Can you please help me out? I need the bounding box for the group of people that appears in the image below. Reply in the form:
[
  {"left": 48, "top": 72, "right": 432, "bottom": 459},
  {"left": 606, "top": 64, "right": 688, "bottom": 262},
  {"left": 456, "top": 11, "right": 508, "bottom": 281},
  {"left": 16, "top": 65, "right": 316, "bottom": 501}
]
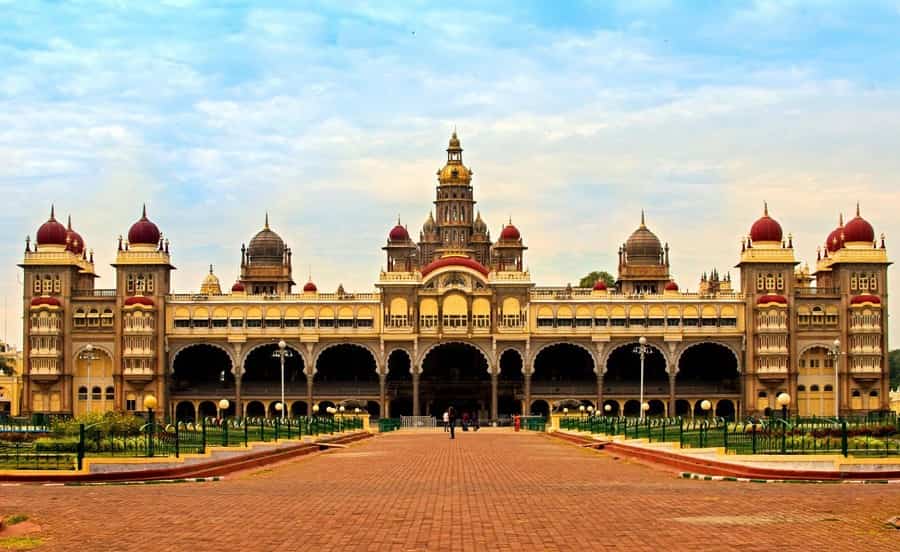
[{"left": 441, "top": 407, "right": 480, "bottom": 439}]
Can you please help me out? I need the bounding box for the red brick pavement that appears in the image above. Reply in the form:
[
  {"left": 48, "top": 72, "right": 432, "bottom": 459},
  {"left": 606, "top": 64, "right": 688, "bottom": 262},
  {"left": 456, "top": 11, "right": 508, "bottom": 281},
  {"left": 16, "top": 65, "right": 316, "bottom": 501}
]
[{"left": 3, "top": 431, "right": 899, "bottom": 551}]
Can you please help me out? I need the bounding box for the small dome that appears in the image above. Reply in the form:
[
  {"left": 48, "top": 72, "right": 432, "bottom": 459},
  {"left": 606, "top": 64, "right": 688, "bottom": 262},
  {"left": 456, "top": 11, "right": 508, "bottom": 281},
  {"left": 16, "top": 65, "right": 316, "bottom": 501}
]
[
  {"left": 826, "top": 213, "right": 844, "bottom": 252},
  {"left": 473, "top": 211, "right": 487, "bottom": 234},
  {"left": 30, "top": 296, "right": 61, "bottom": 307},
  {"left": 128, "top": 205, "right": 161, "bottom": 245},
  {"left": 843, "top": 204, "right": 875, "bottom": 244},
  {"left": 664, "top": 281, "right": 679, "bottom": 291},
  {"left": 36, "top": 206, "right": 68, "bottom": 246},
  {"left": 499, "top": 221, "right": 520, "bottom": 241},
  {"left": 624, "top": 212, "right": 662, "bottom": 264},
  {"left": 422, "top": 212, "right": 436, "bottom": 234},
  {"left": 749, "top": 203, "right": 783, "bottom": 243},
  {"left": 757, "top": 294, "right": 788, "bottom": 305},
  {"left": 231, "top": 281, "right": 245, "bottom": 293},
  {"left": 592, "top": 280, "right": 608, "bottom": 291},
  {"left": 850, "top": 294, "right": 880, "bottom": 305},
  {"left": 248, "top": 214, "right": 285, "bottom": 264},
  {"left": 389, "top": 220, "right": 410, "bottom": 242},
  {"left": 65, "top": 215, "right": 85, "bottom": 254},
  {"left": 124, "top": 295, "right": 155, "bottom": 307},
  {"left": 303, "top": 280, "right": 318, "bottom": 292},
  {"left": 200, "top": 265, "right": 222, "bottom": 295}
]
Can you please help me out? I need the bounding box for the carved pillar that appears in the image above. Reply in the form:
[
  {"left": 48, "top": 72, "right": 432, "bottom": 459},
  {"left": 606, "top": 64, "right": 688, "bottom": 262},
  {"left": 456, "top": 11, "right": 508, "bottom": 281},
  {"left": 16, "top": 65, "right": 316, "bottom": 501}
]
[
  {"left": 596, "top": 373, "right": 604, "bottom": 412},
  {"left": 490, "top": 372, "right": 499, "bottom": 422},
  {"left": 306, "top": 373, "right": 314, "bottom": 413},
  {"left": 379, "top": 373, "right": 386, "bottom": 418},
  {"left": 668, "top": 373, "right": 676, "bottom": 416},
  {"left": 412, "top": 367, "right": 421, "bottom": 416},
  {"left": 523, "top": 371, "right": 532, "bottom": 415},
  {"left": 234, "top": 366, "right": 243, "bottom": 417}
]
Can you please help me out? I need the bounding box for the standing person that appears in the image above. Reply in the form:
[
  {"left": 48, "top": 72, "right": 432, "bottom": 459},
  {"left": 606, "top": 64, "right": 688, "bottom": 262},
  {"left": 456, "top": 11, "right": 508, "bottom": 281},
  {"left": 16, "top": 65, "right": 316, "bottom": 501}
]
[
  {"left": 448, "top": 406, "right": 456, "bottom": 439},
  {"left": 442, "top": 410, "right": 450, "bottom": 432},
  {"left": 462, "top": 411, "right": 470, "bottom": 431}
]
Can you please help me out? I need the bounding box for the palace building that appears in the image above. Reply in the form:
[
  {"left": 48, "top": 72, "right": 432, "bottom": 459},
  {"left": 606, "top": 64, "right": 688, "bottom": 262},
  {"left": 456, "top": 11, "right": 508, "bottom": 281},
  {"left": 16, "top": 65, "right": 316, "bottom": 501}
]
[{"left": 18, "top": 133, "right": 892, "bottom": 422}]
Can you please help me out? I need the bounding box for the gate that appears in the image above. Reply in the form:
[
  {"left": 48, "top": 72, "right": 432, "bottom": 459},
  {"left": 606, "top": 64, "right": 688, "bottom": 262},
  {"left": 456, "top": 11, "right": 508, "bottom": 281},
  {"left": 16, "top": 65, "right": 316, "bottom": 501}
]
[{"left": 400, "top": 415, "right": 438, "bottom": 430}]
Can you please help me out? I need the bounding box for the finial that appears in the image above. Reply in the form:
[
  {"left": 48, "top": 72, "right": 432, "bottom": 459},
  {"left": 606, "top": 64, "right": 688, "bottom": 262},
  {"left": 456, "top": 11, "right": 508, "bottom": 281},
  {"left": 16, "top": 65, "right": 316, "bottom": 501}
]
[
  {"left": 264, "top": 212, "right": 269, "bottom": 229},
  {"left": 856, "top": 201, "right": 860, "bottom": 217},
  {"left": 67, "top": 214, "right": 72, "bottom": 230},
  {"left": 838, "top": 212, "right": 843, "bottom": 226},
  {"left": 640, "top": 210, "right": 645, "bottom": 227},
  {"left": 50, "top": 204, "right": 56, "bottom": 220},
  {"left": 763, "top": 201, "right": 768, "bottom": 217},
  {"left": 142, "top": 203, "right": 147, "bottom": 219},
  {"left": 397, "top": 214, "right": 401, "bottom": 225},
  {"left": 209, "top": 264, "right": 213, "bottom": 274}
]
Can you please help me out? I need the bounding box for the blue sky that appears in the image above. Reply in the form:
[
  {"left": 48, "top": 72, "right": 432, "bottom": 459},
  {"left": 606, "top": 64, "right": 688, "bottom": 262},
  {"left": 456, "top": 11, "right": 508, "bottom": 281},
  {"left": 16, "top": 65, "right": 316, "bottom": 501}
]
[{"left": 1, "top": 0, "right": 899, "bottom": 347}]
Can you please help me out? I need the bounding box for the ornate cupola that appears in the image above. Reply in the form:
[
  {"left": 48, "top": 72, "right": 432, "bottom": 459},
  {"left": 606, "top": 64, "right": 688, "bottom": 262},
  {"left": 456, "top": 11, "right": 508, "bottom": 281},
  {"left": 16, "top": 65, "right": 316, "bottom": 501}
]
[
  {"left": 491, "top": 218, "right": 526, "bottom": 272},
  {"left": 200, "top": 265, "right": 222, "bottom": 295},
  {"left": 384, "top": 217, "right": 417, "bottom": 272},
  {"left": 239, "top": 213, "right": 294, "bottom": 295},
  {"left": 616, "top": 211, "right": 671, "bottom": 294}
]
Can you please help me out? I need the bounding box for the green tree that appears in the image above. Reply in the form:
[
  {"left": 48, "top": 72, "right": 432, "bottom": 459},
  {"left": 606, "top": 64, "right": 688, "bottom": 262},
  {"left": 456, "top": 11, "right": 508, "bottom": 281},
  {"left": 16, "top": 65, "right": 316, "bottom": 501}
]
[
  {"left": 579, "top": 271, "right": 615, "bottom": 289},
  {"left": 890, "top": 349, "right": 900, "bottom": 389}
]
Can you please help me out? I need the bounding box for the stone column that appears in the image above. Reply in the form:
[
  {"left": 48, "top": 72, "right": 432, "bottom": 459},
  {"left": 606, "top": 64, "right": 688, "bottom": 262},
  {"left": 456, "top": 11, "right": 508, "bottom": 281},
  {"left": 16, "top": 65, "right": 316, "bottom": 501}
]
[
  {"left": 234, "top": 365, "right": 243, "bottom": 417},
  {"left": 596, "top": 373, "right": 604, "bottom": 412},
  {"left": 412, "top": 368, "right": 421, "bottom": 416},
  {"left": 668, "top": 373, "right": 676, "bottom": 416},
  {"left": 306, "top": 373, "right": 314, "bottom": 413},
  {"left": 490, "top": 372, "right": 499, "bottom": 422},
  {"left": 379, "top": 374, "right": 387, "bottom": 418},
  {"left": 523, "top": 372, "right": 532, "bottom": 415}
]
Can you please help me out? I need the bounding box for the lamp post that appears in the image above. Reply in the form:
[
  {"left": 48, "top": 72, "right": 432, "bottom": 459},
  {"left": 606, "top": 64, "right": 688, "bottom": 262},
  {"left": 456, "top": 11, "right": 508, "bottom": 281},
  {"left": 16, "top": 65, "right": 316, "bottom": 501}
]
[
  {"left": 218, "top": 398, "right": 230, "bottom": 420},
  {"left": 578, "top": 404, "right": 586, "bottom": 419},
  {"left": 79, "top": 344, "right": 98, "bottom": 413},
  {"left": 144, "top": 394, "right": 158, "bottom": 457},
  {"left": 829, "top": 338, "right": 841, "bottom": 418},
  {"left": 272, "top": 340, "right": 293, "bottom": 421},
  {"left": 633, "top": 337, "right": 653, "bottom": 420},
  {"left": 275, "top": 402, "right": 283, "bottom": 418},
  {"left": 587, "top": 405, "right": 594, "bottom": 416},
  {"left": 700, "top": 399, "right": 711, "bottom": 420},
  {"left": 603, "top": 404, "right": 612, "bottom": 416},
  {"left": 776, "top": 392, "right": 791, "bottom": 420},
  {"left": 641, "top": 402, "right": 650, "bottom": 417}
]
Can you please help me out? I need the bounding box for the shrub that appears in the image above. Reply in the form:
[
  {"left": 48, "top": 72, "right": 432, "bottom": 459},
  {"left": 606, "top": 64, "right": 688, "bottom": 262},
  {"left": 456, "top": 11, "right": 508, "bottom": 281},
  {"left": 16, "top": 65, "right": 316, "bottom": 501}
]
[
  {"left": 0, "top": 432, "right": 38, "bottom": 443},
  {"left": 33, "top": 437, "right": 80, "bottom": 452}
]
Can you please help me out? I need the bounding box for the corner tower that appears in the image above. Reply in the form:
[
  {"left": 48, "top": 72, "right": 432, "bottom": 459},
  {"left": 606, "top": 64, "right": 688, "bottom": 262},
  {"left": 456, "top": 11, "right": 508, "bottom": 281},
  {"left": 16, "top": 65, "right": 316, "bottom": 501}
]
[{"left": 239, "top": 214, "right": 294, "bottom": 294}]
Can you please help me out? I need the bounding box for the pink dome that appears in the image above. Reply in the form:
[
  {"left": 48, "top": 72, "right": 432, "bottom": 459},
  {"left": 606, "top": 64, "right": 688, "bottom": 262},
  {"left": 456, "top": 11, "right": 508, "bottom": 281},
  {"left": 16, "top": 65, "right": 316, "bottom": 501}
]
[
  {"left": 30, "top": 296, "right": 61, "bottom": 307},
  {"left": 850, "top": 294, "right": 880, "bottom": 305},
  {"left": 749, "top": 203, "right": 783, "bottom": 243},
  {"left": 500, "top": 223, "right": 521, "bottom": 241},
  {"left": 303, "top": 280, "right": 318, "bottom": 292},
  {"left": 843, "top": 205, "right": 875, "bottom": 244},
  {"left": 128, "top": 205, "right": 161, "bottom": 245},
  {"left": 36, "top": 207, "right": 67, "bottom": 246},
  {"left": 124, "top": 295, "right": 155, "bottom": 307},
  {"left": 421, "top": 256, "right": 490, "bottom": 277},
  {"left": 757, "top": 294, "right": 788, "bottom": 305},
  {"left": 388, "top": 223, "right": 409, "bottom": 242},
  {"left": 65, "top": 216, "right": 85, "bottom": 254}
]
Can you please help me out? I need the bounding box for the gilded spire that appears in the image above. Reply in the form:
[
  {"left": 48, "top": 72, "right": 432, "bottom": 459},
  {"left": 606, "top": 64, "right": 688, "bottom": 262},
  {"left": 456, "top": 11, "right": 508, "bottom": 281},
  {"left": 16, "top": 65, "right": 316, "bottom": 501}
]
[
  {"left": 856, "top": 201, "right": 860, "bottom": 217},
  {"left": 839, "top": 212, "right": 843, "bottom": 226},
  {"left": 763, "top": 201, "right": 768, "bottom": 217},
  {"left": 67, "top": 214, "right": 72, "bottom": 230},
  {"left": 50, "top": 204, "right": 56, "bottom": 220},
  {"left": 640, "top": 210, "right": 646, "bottom": 227},
  {"left": 209, "top": 264, "right": 214, "bottom": 274},
  {"left": 142, "top": 203, "right": 147, "bottom": 219},
  {"left": 264, "top": 212, "right": 269, "bottom": 230}
]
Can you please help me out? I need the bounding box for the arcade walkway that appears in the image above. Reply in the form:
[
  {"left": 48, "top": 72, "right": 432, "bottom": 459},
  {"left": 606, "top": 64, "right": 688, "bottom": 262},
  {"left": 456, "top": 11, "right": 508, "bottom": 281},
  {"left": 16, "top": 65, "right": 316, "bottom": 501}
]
[{"left": 4, "top": 432, "right": 899, "bottom": 550}]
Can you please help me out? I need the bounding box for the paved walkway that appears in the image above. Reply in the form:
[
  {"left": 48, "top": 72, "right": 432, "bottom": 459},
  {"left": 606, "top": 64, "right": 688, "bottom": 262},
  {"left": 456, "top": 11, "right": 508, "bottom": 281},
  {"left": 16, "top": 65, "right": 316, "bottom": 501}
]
[{"left": 4, "top": 431, "right": 900, "bottom": 550}]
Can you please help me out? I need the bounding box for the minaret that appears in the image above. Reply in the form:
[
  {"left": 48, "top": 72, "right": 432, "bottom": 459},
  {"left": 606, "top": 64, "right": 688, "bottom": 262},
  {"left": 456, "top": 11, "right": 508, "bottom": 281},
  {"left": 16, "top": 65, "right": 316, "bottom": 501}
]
[{"left": 431, "top": 131, "right": 478, "bottom": 257}]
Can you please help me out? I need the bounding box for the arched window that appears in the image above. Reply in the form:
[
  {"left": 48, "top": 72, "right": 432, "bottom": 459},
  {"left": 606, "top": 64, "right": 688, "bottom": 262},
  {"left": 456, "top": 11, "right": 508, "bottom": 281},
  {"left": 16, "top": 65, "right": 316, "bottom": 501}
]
[
  {"left": 810, "top": 385, "right": 819, "bottom": 392},
  {"left": 824, "top": 385, "right": 833, "bottom": 392},
  {"left": 765, "top": 273, "right": 775, "bottom": 290},
  {"left": 851, "top": 389, "right": 861, "bottom": 397},
  {"left": 758, "top": 391, "right": 768, "bottom": 398},
  {"left": 91, "top": 386, "right": 102, "bottom": 400},
  {"left": 105, "top": 386, "right": 115, "bottom": 400},
  {"left": 78, "top": 386, "right": 88, "bottom": 400},
  {"left": 869, "top": 390, "right": 879, "bottom": 397},
  {"left": 797, "top": 385, "right": 806, "bottom": 392}
]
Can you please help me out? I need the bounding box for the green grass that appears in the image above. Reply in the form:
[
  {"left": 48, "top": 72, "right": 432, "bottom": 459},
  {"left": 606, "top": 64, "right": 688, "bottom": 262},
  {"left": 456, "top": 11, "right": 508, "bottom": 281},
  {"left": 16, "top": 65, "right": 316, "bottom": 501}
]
[
  {"left": 0, "top": 536, "right": 43, "bottom": 550},
  {"left": 2, "top": 515, "right": 27, "bottom": 526}
]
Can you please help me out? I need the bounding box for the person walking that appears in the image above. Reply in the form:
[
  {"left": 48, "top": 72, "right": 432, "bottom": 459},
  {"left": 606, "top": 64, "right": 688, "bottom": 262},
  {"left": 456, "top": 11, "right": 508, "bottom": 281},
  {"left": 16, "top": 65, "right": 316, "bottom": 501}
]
[
  {"left": 442, "top": 410, "right": 450, "bottom": 432},
  {"left": 448, "top": 406, "right": 457, "bottom": 439}
]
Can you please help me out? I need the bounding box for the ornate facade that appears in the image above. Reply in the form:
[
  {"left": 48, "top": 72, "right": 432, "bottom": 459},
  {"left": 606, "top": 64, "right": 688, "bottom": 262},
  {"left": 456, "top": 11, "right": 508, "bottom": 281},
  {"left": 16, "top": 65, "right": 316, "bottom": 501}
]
[{"left": 18, "top": 133, "right": 892, "bottom": 421}]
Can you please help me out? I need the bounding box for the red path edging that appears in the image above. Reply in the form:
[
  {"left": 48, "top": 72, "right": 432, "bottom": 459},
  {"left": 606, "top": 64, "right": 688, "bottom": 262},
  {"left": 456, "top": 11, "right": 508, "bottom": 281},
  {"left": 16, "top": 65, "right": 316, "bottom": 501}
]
[
  {"left": 547, "top": 432, "right": 900, "bottom": 481},
  {"left": 0, "top": 432, "right": 372, "bottom": 483}
]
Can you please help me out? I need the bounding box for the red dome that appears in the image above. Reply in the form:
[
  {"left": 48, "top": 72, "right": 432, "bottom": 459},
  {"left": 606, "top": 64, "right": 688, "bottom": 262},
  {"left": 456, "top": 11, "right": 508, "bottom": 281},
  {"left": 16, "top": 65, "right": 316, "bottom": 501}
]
[
  {"left": 30, "top": 296, "right": 61, "bottom": 307},
  {"left": 500, "top": 223, "right": 521, "bottom": 241},
  {"left": 749, "top": 204, "right": 783, "bottom": 243},
  {"left": 664, "top": 281, "right": 679, "bottom": 291},
  {"left": 826, "top": 227, "right": 844, "bottom": 252},
  {"left": 128, "top": 205, "right": 161, "bottom": 245},
  {"left": 421, "top": 256, "right": 490, "bottom": 277},
  {"left": 388, "top": 224, "right": 409, "bottom": 242},
  {"left": 65, "top": 216, "right": 85, "bottom": 254},
  {"left": 843, "top": 206, "right": 875, "bottom": 244},
  {"left": 36, "top": 207, "right": 67, "bottom": 246},
  {"left": 303, "top": 280, "right": 317, "bottom": 292},
  {"left": 124, "top": 295, "right": 154, "bottom": 307},
  {"left": 757, "top": 294, "right": 788, "bottom": 305},
  {"left": 592, "top": 280, "right": 608, "bottom": 291},
  {"left": 850, "top": 294, "right": 880, "bottom": 305},
  {"left": 231, "top": 281, "right": 245, "bottom": 292}
]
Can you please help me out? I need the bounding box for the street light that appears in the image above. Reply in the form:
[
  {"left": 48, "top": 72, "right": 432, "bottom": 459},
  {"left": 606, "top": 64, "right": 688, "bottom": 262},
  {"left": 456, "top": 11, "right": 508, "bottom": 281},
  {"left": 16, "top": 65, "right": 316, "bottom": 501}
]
[
  {"left": 633, "top": 337, "right": 653, "bottom": 420},
  {"left": 829, "top": 338, "right": 842, "bottom": 418},
  {"left": 641, "top": 402, "right": 650, "bottom": 416},
  {"left": 776, "top": 392, "right": 791, "bottom": 420},
  {"left": 587, "top": 405, "right": 594, "bottom": 416},
  {"left": 312, "top": 404, "right": 320, "bottom": 415},
  {"left": 218, "top": 398, "right": 230, "bottom": 419},
  {"left": 578, "top": 404, "right": 586, "bottom": 419},
  {"left": 275, "top": 402, "right": 283, "bottom": 419},
  {"left": 78, "top": 344, "right": 98, "bottom": 413},
  {"left": 271, "top": 340, "right": 293, "bottom": 420},
  {"left": 700, "top": 399, "right": 711, "bottom": 420},
  {"left": 603, "top": 404, "right": 612, "bottom": 415},
  {"left": 144, "top": 394, "right": 158, "bottom": 457}
]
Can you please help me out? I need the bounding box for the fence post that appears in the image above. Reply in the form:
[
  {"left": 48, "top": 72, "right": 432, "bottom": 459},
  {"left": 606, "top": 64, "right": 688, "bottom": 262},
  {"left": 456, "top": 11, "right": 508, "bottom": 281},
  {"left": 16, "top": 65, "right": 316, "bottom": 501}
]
[
  {"left": 781, "top": 421, "right": 787, "bottom": 454},
  {"left": 646, "top": 417, "right": 651, "bottom": 443},
  {"left": 841, "top": 420, "right": 848, "bottom": 457},
  {"left": 723, "top": 421, "right": 728, "bottom": 451},
  {"left": 679, "top": 419, "right": 684, "bottom": 448},
  {"left": 175, "top": 422, "right": 180, "bottom": 458},
  {"left": 244, "top": 420, "right": 248, "bottom": 447},
  {"left": 77, "top": 423, "right": 85, "bottom": 470},
  {"left": 275, "top": 417, "right": 280, "bottom": 442},
  {"left": 751, "top": 423, "right": 757, "bottom": 454},
  {"left": 223, "top": 418, "right": 229, "bottom": 447},
  {"left": 201, "top": 418, "right": 207, "bottom": 454}
]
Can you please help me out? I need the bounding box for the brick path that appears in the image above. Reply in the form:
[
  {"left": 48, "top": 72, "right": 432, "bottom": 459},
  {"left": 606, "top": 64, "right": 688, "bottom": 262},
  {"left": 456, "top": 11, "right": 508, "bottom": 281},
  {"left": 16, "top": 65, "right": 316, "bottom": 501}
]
[{"left": 4, "top": 431, "right": 900, "bottom": 551}]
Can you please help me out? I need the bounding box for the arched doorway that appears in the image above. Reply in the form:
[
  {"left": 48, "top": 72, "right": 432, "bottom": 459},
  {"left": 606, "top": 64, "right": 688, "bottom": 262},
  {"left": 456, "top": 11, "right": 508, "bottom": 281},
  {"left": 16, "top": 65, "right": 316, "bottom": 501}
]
[
  {"left": 531, "top": 343, "right": 596, "bottom": 400},
  {"left": 797, "top": 346, "right": 835, "bottom": 416},
  {"left": 171, "top": 344, "right": 234, "bottom": 395},
  {"left": 715, "top": 399, "right": 736, "bottom": 420},
  {"left": 198, "top": 400, "right": 218, "bottom": 419},
  {"left": 421, "top": 342, "right": 490, "bottom": 419},
  {"left": 498, "top": 349, "right": 524, "bottom": 418},
  {"left": 623, "top": 399, "right": 641, "bottom": 417},
  {"left": 175, "top": 401, "right": 195, "bottom": 422},
  {"left": 74, "top": 347, "right": 114, "bottom": 415},
  {"left": 676, "top": 343, "right": 740, "bottom": 396},
  {"left": 648, "top": 399, "right": 666, "bottom": 417},
  {"left": 314, "top": 344, "right": 379, "bottom": 400},
  {"left": 675, "top": 399, "right": 692, "bottom": 417},
  {"left": 386, "top": 349, "right": 412, "bottom": 417},
  {"left": 365, "top": 400, "right": 381, "bottom": 418},
  {"left": 530, "top": 400, "right": 550, "bottom": 417},
  {"left": 245, "top": 401, "right": 265, "bottom": 418},
  {"left": 291, "top": 401, "right": 308, "bottom": 417},
  {"left": 242, "top": 343, "right": 305, "bottom": 396},
  {"left": 604, "top": 342, "right": 668, "bottom": 401},
  {"left": 602, "top": 400, "right": 620, "bottom": 416}
]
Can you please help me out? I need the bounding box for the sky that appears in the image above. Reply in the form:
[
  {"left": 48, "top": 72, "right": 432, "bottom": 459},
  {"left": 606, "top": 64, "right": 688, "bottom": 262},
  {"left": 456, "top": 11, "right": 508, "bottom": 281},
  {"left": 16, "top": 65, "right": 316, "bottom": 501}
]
[{"left": 1, "top": 0, "right": 899, "bottom": 347}]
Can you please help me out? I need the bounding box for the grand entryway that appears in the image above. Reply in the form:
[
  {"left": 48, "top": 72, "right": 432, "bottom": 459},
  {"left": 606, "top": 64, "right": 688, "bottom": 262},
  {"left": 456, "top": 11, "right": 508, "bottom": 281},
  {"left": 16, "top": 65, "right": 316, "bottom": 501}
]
[{"left": 421, "top": 342, "right": 490, "bottom": 419}]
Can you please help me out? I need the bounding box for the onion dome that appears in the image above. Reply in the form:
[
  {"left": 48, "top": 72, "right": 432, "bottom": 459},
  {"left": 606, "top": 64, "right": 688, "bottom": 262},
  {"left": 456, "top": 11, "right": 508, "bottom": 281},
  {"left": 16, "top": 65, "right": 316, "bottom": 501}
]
[
  {"left": 756, "top": 294, "right": 788, "bottom": 305},
  {"left": 473, "top": 211, "right": 487, "bottom": 234},
  {"left": 664, "top": 281, "right": 679, "bottom": 291},
  {"left": 65, "top": 215, "right": 85, "bottom": 254},
  {"left": 124, "top": 295, "right": 155, "bottom": 307},
  {"left": 36, "top": 206, "right": 68, "bottom": 246},
  {"left": 421, "top": 256, "right": 490, "bottom": 277},
  {"left": 422, "top": 212, "right": 436, "bottom": 234},
  {"left": 437, "top": 130, "right": 472, "bottom": 183},
  {"left": 30, "top": 296, "right": 62, "bottom": 307},
  {"left": 499, "top": 219, "right": 521, "bottom": 241},
  {"left": 303, "top": 280, "right": 318, "bottom": 292},
  {"left": 388, "top": 218, "right": 410, "bottom": 242},
  {"left": 749, "top": 202, "right": 783, "bottom": 243},
  {"left": 843, "top": 203, "right": 875, "bottom": 244},
  {"left": 592, "top": 280, "right": 608, "bottom": 291},
  {"left": 128, "top": 204, "right": 161, "bottom": 245},
  {"left": 850, "top": 294, "right": 881, "bottom": 306},
  {"left": 231, "top": 281, "right": 245, "bottom": 293},
  {"left": 826, "top": 213, "right": 844, "bottom": 252},
  {"left": 200, "top": 265, "right": 222, "bottom": 295},
  {"left": 247, "top": 213, "right": 285, "bottom": 264},
  {"left": 624, "top": 211, "right": 663, "bottom": 264}
]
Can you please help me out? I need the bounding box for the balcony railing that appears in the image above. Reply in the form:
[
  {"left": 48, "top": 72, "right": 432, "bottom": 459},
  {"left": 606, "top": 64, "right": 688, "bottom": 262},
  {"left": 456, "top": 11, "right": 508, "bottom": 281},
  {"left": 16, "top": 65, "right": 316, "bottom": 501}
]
[
  {"left": 72, "top": 289, "right": 117, "bottom": 297},
  {"left": 795, "top": 287, "right": 840, "bottom": 296}
]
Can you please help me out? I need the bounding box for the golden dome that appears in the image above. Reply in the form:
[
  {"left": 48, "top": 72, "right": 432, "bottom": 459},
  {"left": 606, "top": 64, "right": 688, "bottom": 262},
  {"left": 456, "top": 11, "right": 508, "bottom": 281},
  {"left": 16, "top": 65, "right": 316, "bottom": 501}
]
[
  {"left": 437, "top": 130, "right": 472, "bottom": 184},
  {"left": 200, "top": 265, "right": 222, "bottom": 295},
  {"left": 624, "top": 212, "right": 663, "bottom": 265}
]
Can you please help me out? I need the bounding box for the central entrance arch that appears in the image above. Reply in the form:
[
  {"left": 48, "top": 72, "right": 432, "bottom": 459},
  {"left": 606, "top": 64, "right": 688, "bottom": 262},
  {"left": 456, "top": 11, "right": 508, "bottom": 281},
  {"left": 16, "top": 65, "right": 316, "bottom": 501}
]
[{"left": 421, "top": 342, "right": 490, "bottom": 419}]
